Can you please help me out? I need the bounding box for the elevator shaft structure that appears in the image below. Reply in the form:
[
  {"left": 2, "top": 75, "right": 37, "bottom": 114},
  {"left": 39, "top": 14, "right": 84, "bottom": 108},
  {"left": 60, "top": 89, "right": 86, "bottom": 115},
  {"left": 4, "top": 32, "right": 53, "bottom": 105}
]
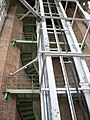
[{"left": 37, "top": 0, "right": 90, "bottom": 120}]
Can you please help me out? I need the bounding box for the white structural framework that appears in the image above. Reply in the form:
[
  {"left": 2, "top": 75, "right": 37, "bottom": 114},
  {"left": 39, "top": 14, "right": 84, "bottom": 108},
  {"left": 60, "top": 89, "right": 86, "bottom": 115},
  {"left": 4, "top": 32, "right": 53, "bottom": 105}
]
[
  {"left": 37, "top": 0, "right": 90, "bottom": 120},
  {"left": 5, "top": 0, "right": 90, "bottom": 119}
]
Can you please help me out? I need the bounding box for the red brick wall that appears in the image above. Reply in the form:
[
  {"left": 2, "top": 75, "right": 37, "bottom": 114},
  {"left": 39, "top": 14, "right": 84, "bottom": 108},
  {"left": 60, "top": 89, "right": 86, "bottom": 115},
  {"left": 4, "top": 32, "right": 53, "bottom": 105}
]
[
  {"left": 74, "top": 20, "right": 90, "bottom": 69},
  {"left": 15, "top": 106, "right": 22, "bottom": 120},
  {"left": 0, "top": 4, "right": 22, "bottom": 120},
  {"left": 59, "top": 99, "right": 84, "bottom": 120}
]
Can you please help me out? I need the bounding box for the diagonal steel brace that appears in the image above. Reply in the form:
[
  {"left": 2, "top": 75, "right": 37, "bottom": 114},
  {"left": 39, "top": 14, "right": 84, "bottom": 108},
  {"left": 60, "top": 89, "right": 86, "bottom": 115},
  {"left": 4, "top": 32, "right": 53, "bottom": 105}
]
[{"left": 19, "top": 0, "right": 43, "bottom": 22}]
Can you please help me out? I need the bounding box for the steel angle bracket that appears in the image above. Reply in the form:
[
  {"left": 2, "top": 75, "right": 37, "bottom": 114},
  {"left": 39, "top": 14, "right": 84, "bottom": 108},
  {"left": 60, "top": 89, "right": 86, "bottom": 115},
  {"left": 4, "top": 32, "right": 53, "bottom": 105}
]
[
  {"left": 11, "top": 40, "right": 17, "bottom": 47},
  {"left": 1, "top": 92, "right": 10, "bottom": 101}
]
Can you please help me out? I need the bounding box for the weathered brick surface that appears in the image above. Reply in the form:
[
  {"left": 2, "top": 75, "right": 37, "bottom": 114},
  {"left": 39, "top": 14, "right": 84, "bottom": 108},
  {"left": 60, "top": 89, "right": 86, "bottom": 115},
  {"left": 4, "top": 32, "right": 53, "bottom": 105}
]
[
  {"left": 15, "top": 106, "right": 22, "bottom": 120},
  {"left": 59, "top": 100, "right": 84, "bottom": 120},
  {"left": 0, "top": 95, "right": 16, "bottom": 120},
  {"left": 0, "top": 4, "right": 22, "bottom": 120},
  {"left": 59, "top": 100, "right": 71, "bottom": 120},
  {"left": 74, "top": 20, "right": 90, "bottom": 69}
]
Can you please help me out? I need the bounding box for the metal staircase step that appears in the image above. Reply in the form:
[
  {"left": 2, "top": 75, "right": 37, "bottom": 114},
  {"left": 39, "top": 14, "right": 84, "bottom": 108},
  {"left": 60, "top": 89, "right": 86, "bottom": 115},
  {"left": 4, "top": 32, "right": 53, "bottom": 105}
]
[
  {"left": 28, "top": 66, "right": 35, "bottom": 71},
  {"left": 25, "top": 119, "right": 35, "bottom": 120},
  {"left": 22, "top": 57, "right": 32, "bottom": 62},
  {"left": 17, "top": 97, "right": 37, "bottom": 120},
  {"left": 21, "top": 53, "right": 32, "bottom": 57},
  {"left": 18, "top": 94, "right": 39, "bottom": 98},
  {"left": 24, "top": 115, "right": 35, "bottom": 120},
  {"left": 28, "top": 70, "right": 37, "bottom": 75},
  {"left": 22, "top": 56, "right": 32, "bottom": 61},
  {"left": 20, "top": 106, "right": 33, "bottom": 111},
  {"left": 22, "top": 111, "right": 34, "bottom": 116},
  {"left": 21, "top": 49, "right": 39, "bottom": 83},
  {"left": 18, "top": 98, "right": 39, "bottom": 102},
  {"left": 17, "top": 95, "right": 40, "bottom": 102},
  {"left": 19, "top": 102, "right": 32, "bottom": 106}
]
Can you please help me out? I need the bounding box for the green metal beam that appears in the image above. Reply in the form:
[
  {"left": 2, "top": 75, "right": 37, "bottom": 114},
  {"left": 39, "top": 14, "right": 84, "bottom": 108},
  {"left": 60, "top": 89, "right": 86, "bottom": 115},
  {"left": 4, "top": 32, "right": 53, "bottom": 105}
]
[
  {"left": 2, "top": 89, "right": 39, "bottom": 101},
  {"left": 5, "top": 89, "right": 39, "bottom": 93},
  {"left": 12, "top": 40, "right": 37, "bottom": 44},
  {"left": 11, "top": 40, "right": 85, "bottom": 48},
  {"left": 12, "top": 40, "right": 83, "bottom": 45},
  {"left": 12, "top": 40, "right": 66, "bottom": 45}
]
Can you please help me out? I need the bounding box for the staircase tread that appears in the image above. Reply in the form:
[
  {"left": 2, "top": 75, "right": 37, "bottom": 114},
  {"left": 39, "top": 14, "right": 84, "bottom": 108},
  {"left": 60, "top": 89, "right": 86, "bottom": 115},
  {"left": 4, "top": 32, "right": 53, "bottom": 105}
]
[
  {"left": 24, "top": 115, "right": 35, "bottom": 120},
  {"left": 18, "top": 99, "right": 39, "bottom": 102},
  {"left": 19, "top": 102, "right": 32, "bottom": 105},
  {"left": 22, "top": 111, "right": 34, "bottom": 116},
  {"left": 20, "top": 106, "right": 33, "bottom": 111},
  {"left": 19, "top": 104, "right": 32, "bottom": 107},
  {"left": 27, "top": 68, "right": 36, "bottom": 73}
]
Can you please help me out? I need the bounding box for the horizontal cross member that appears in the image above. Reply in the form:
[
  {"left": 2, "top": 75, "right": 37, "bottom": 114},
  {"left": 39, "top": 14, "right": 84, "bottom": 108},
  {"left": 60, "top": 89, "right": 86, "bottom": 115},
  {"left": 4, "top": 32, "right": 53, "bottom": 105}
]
[{"left": 39, "top": 51, "right": 90, "bottom": 57}]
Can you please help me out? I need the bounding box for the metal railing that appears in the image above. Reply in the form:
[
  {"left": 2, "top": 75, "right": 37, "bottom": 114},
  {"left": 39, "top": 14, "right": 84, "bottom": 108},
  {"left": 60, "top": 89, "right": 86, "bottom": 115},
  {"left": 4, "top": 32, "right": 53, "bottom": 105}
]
[
  {"left": 5, "top": 74, "right": 79, "bottom": 90},
  {"left": 5, "top": 74, "right": 39, "bottom": 90}
]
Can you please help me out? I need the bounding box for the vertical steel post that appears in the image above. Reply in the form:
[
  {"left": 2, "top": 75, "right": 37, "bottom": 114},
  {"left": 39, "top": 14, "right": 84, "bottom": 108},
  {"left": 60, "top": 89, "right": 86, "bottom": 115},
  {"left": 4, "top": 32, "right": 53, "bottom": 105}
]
[
  {"left": 38, "top": 0, "right": 61, "bottom": 119},
  {"left": 47, "top": 0, "right": 77, "bottom": 119},
  {"left": 56, "top": 0, "right": 90, "bottom": 113}
]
